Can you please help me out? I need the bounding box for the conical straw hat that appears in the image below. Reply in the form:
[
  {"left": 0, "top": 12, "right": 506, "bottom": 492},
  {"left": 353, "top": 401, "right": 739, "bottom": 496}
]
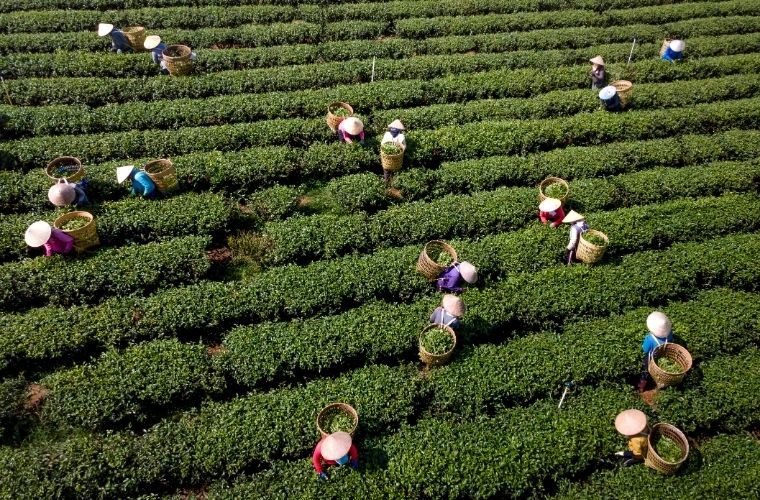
[
  {"left": 589, "top": 55, "right": 605, "bottom": 66},
  {"left": 48, "top": 182, "right": 76, "bottom": 207},
  {"left": 458, "top": 261, "right": 478, "bottom": 284},
  {"left": 562, "top": 210, "right": 584, "bottom": 224},
  {"left": 539, "top": 197, "right": 561, "bottom": 212},
  {"left": 388, "top": 119, "right": 405, "bottom": 130},
  {"left": 615, "top": 409, "right": 648, "bottom": 436},
  {"left": 670, "top": 40, "right": 685, "bottom": 52},
  {"left": 599, "top": 85, "right": 617, "bottom": 100},
  {"left": 144, "top": 35, "right": 162, "bottom": 50},
  {"left": 343, "top": 117, "right": 364, "bottom": 135},
  {"left": 117, "top": 165, "right": 135, "bottom": 184},
  {"left": 442, "top": 294, "right": 465, "bottom": 317},
  {"left": 646, "top": 311, "right": 672, "bottom": 338},
  {"left": 25, "top": 221, "right": 52, "bottom": 247},
  {"left": 321, "top": 432, "right": 352, "bottom": 461},
  {"left": 97, "top": 23, "right": 114, "bottom": 37}
]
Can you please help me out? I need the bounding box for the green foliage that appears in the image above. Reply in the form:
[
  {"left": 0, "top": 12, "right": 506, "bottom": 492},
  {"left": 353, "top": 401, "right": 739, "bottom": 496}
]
[
  {"left": 244, "top": 185, "right": 302, "bottom": 225},
  {"left": 325, "top": 172, "right": 388, "bottom": 214}
]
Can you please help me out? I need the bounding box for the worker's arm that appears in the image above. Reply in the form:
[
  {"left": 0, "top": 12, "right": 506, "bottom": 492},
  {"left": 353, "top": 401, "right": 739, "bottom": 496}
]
[{"left": 312, "top": 445, "right": 325, "bottom": 475}]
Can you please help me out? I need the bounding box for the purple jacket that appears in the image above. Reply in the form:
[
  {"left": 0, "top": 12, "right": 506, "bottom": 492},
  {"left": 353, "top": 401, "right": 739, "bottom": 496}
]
[
  {"left": 43, "top": 229, "right": 74, "bottom": 256},
  {"left": 436, "top": 264, "right": 463, "bottom": 293}
]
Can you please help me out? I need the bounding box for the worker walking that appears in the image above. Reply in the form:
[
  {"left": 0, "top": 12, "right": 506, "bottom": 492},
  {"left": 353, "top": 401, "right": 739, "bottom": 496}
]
[
  {"left": 430, "top": 294, "right": 465, "bottom": 330},
  {"left": 97, "top": 23, "right": 133, "bottom": 54},
  {"left": 599, "top": 85, "right": 621, "bottom": 112},
  {"left": 662, "top": 40, "right": 685, "bottom": 63},
  {"left": 338, "top": 117, "right": 365, "bottom": 145},
  {"left": 614, "top": 409, "right": 650, "bottom": 466},
  {"left": 24, "top": 221, "right": 74, "bottom": 257},
  {"left": 312, "top": 432, "right": 359, "bottom": 480},
  {"left": 48, "top": 178, "right": 89, "bottom": 207},
  {"left": 562, "top": 210, "right": 588, "bottom": 264},
  {"left": 588, "top": 56, "right": 606, "bottom": 89},
  {"left": 538, "top": 197, "right": 565, "bottom": 228},
  {"left": 116, "top": 165, "right": 158, "bottom": 199},
  {"left": 638, "top": 311, "right": 674, "bottom": 392},
  {"left": 144, "top": 35, "right": 169, "bottom": 75},
  {"left": 437, "top": 261, "right": 478, "bottom": 294}
]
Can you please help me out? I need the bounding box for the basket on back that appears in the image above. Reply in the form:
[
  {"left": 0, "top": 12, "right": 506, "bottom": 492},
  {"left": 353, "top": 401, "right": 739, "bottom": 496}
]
[
  {"left": 46, "top": 156, "right": 85, "bottom": 183},
  {"left": 122, "top": 26, "right": 146, "bottom": 51},
  {"left": 53, "top": 211, "right": 99, "bottom": 252},
  {"left": 162, "top": 45, "right": 193, "bottom": 76},
  {"left": 144, "top": 159, "right": 178, "bottom": 192},
  {"left": 538, "top": 176, "right": 569, "bottom": 206},
  {"left": 648, "top": 343, "right": 692, "bottom": 389},
  {"left": 326, "top": 102, "right": 353, "bottom": 132},
  {"left": 659, "top": 38, "right": 672, "bottom": 57},
  {"left": 316, "top": 402, "right": 358, "bottom": 438},
  {"left": 419, "top": 324, "right": 457, "bottom": 367},
  {"left": 576, "top": 230, "right": 608, "bottom": 264},
  {"left": 380, "top": 145, "right": 404, "bottom": 172},
  {"left": 645, "top": 423, "right": 689, "bottom": 475},
  {"left": 416, "top": 240, "right": 457, "bottom": 280},
  {"left": 611, "top": 80, "right": 633, "bottom": 109}
]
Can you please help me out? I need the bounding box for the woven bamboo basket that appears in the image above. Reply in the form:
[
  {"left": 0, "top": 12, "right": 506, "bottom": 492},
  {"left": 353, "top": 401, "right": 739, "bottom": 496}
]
[
  {"left": 538, "top": 176, "right": 570, "bottom": 205},
  {"left": 144, "top": 159, "right": 178, "bottom": 192},
  {"left": 316, "top": 402, "right": 359, "bottom": 438},
  {"left": 53, "top": 211, "right": 99, "bottom": 252},
  {"left": 645, "top": 423, "right": 689, "bottom": 475},
  {"left": 326, "top": 102, "right": 353, "bottom": 132},
  {"left": 648, "top": 343, "right": 693, "bottom": 389},
  {"left": 419, "top": 324, "right": 457, "bottom": 366},
  {"left": 380, "top": 145, "right": 404, "bottom": 172},
  {"left": 659, "top": 38, "right": 672, "bottom": 57},
  {"left": 416, "top": 240, "right": 458, "bottom": 280},
  {"left": 611, "top": 80, "right": 633, "bottom": 109},
  {"left": 46, "top": 156, "right": 85, "bottom": 183},
  {"left": 162, "top": 45, "right": 193, "bottom": 76},
  {"left": 122, "top": 26, "right": 146, "bottom": 51},
  {"left": 576, "top": 230, "right": 609, "bottom": 264}
]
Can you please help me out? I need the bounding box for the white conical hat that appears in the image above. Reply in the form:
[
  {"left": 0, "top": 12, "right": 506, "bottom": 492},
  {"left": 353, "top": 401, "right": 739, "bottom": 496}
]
[
  {"left": 48, "top": 181, "right": 76, "bottom": 207},
  {"left": 117, "top": 165, "right": 135, "bottom": 184},
  {"left": 321, "top": 432, "right": 352, "bottom": 461},
  {"left": 599, "top": 85, "right": 617, "bottom": 100},
  {"left": 458, "top": 261, "right": 478, "bottom": 284},
  {"left": 144, "top": 35, "right": 162, "bottom": 50},
  {"left": 25, "top": 221, "right": 52, "bottom": 247},
  {"left": 615, "top": 409, "right": 648, "bottom": 436},
  {"left": 342, "top": 117, "right": 363, "bottom": 135},
  {"left": 388, "top": 119, "right": 405, "bottom": 130},
  {"left": 442, "top": 294, "right": 465, "bottom": 318},
  {"left": 562, "top": 210, "right": 584, "bottom": 224},
  {"left": 670, "top": 40, "right": 685, "bottom": 52},
  {"left": 539, "top": 197, "right": 561, "bottom": 212},
  {"left": 589, "top": 55, "right": 605, "bottom": 66},
  {"left": 97, "top": 23, "right": 114, "bottom": 37},
  {"left": 646, "top": 311, "right": 672, "bottom": 338}
]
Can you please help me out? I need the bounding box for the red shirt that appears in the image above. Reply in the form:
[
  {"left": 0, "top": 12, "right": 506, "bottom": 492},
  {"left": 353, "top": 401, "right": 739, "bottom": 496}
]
[
  {"left": 539, "top": 206, "right": 565, "bottom": 224},
  {"left": 312, "top": 438, "right": 359, "bottom": 474}
]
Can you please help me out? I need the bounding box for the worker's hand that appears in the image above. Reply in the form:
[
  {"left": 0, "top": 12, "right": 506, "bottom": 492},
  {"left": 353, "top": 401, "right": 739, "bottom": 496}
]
[
  {"left": 318, "top": 472, "right": 328, "bottom": 481},
  {"left": 351, "top": 459, "right": 359, "bottom": 470},
  {"left": 550, "top": 221, "right": 560, "bottom": 228},
  {"left": 116, "top": 49, "right": 122, "bottom": 54}
]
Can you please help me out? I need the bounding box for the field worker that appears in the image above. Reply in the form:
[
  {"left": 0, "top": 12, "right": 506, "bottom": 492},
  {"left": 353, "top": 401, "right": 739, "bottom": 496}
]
[
  {"left": 599, "top": 85, "right": 621, "bottom": 112},
  {"left": 338, "top": 117, "right": 365, "bottom": 145},
  {"left": 588, "top": 56, "right": 606, "bottom": 89},
  {"left": 144, "top": 35, "right": 169, "bottom": 75},
  {"left": 381, "top": 119, "right": 407, "bottom": 149},
  {"left": 25, "top": 221, "right": 74, "bottom": 257},
  {"left": 562, "top": 210, "right": 588, "bottom": 264},
  {"left": 48, "top": 178, "right": 89, "bottom": 207},
  {"left": 614, "top": 409, "right": 650, "bottom": 466},
  {"left": 638, "top": 311, "right": 674, "bottom": 392},
  {"left": 538, "top": 197, "right": 565, "bottom": 228},
  {"left": 312, "top": 431, "right": 359, "bottom": 480},
  {"left": 97, "top": 23, "right": 133, "bottom": 54},
  {"left": 662, "top": 40, "right": 685, "bottom": 63},
  {"left": 117, "top": 165, "right": 157, "bottom": 199},
  {"left": 437, "top": 261, "right": 478, "bottom": 294},
  {"left": 430, "top": 294, "right": 465, "bottom": 330}
]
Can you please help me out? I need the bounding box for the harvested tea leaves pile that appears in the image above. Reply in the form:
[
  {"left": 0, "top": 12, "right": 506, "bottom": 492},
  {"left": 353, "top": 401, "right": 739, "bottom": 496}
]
[
  {"left": 657, "top": 356, "right": 683, "bottom": 374},
  {"left": 652, "top": 435, "right": 683, "bottom": 463},
  {"left": 330, "top": 106, "right": 350, "bottom": 117},
  {"left": 60, "top": 217, "right": 88, "bottom": 231},
  {"left": 435, "top": 251, "right": 453, "bottom": 266},
  {"left": 422, "top": 327, "right": 455, "bottom": 355},
  {"left": 544, "top": 182, "right": 568, "bottom": 199},
  {"left": 320, "top": 409, "right": 355, "bottom": 434},
  {"left": 381, "top": 144, "right": 403, "bottom": 155},
  {"left": 583, "top": 233, "right": 608, "bottom": 246}
]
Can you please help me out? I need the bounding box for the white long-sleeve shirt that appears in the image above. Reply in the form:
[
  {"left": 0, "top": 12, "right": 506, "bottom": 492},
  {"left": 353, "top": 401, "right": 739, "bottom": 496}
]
[
  {"left": 567, "top": 221, "right": 589, "bottom": 251},
  {"left": 381, "top": 131, "right": 406, "bottom": 148}
]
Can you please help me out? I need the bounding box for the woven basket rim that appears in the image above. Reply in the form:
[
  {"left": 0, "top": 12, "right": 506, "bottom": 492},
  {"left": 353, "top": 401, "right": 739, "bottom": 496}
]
[
  {"left": 316, "top": 402, "right": 359, "bottom": 436},
  {"left": 538, "top": 176, "right": 569, "bottom": 201},
  {"left": 122, "top": 25, "right": 146, "bottom": 32},
  {"left": 144, "top": 158, "right": 173, "bottom": 173},
  {"left": 651, "top": 343, "right": 693, "bottom": 372},
  {"left": 163, "top": 44, "right": 191, "bottom": 59},
  {"left": 53, "top": 210, "right": 95, "bottom": 231},
  {"left": 580, "top": 229, "right": 609, "bottom": 248},
  {"left": 327, "top": 101, "right": 353, "bottom": 115},
  {"left": 648, "top": 423, "right": 689, "bottom": 466},
  {"left": 46, "top": 156, "right": 83, "bottom": 180},
  {"left": 418, "top": 323, "right": 457, "bottom": 357}
]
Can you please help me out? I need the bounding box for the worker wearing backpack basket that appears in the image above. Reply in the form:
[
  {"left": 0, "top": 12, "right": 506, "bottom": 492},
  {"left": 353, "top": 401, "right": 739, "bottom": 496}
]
[
  {"left": 638, "top": 311, "right": 674, "bottom": 392},
  {"left": 380, "top": 119, "right": 407, "bottom": 183},
  {"left": 436, "top": 261, "right": 478, "bottom": 294},
  {"left": 562, "top": 210, "right": 588, "bottom": 264},
  {"left": 614, "top": 409, "right": 650, "bottom": 466},
  {"left": 144, "top": 35, "right": 169, "bottom": 75},
  {"left": 97, "top": 23, "right": 133, "bottom": 54},
  {"left": 116, "top": 165, "right": 158, "bottom": 199},
  {"left": 430, "top": 294, "right": 465, "bottom": 331},
  {"left": 313, "top": 432, "right": 359, "bottom": 480}
]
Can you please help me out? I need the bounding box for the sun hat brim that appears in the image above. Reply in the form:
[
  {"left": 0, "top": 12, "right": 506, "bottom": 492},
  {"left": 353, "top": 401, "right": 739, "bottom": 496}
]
[
  {"left": 539, "top": 197, "right": 561, "bottom": 212},
  {"left": 615, "top": 409, "right": 648, "bottom": 436},
  {"left": 97, "top": 23, "right": 114, "bottom": 37},
  {"left": 321, "top": 432, "right": 352, "bottom": 461},
  {"left": 25, "top": 220, "right": 52, "bottom": 247}
]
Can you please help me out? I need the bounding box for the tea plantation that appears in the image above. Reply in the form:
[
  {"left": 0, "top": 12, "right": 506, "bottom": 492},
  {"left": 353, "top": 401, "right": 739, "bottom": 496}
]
[{"left": 1, "top": 0, "right": 759, "bottom": 498}]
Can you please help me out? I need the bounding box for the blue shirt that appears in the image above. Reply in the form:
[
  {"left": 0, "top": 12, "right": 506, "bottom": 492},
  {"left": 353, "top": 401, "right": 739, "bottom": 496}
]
[
  {"left": 110, "top": 30, "right": 133, "bottom": 52},
  {"left": 131, "top": 170, "right": 157, "bottom": 197},
  {"left": 430, "top": 307, "right": 460, "bottom": 330},
  {"left": 73, "top": 179, "right": 89, "bottom": 205},
  {"left": 151, "top": 42, "right": 167, "bottom": 64},
  {"left": 642, "top": 331, "right": 674, "bottom": 355},
  {"left": 601, "top": 92, "right": 621, "bottom": 112},
  {"left": 662, "top": 47, "right": 683, "bottom": 63}
]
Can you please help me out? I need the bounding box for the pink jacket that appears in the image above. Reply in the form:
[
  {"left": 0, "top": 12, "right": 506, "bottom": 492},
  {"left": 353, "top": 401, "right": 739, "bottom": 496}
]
[
  {"left": 43, "top": 229, "right": 74, "bottom": 256},
  {"left": 312, "top": 438, "right": 359, "bottom": 474}
]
